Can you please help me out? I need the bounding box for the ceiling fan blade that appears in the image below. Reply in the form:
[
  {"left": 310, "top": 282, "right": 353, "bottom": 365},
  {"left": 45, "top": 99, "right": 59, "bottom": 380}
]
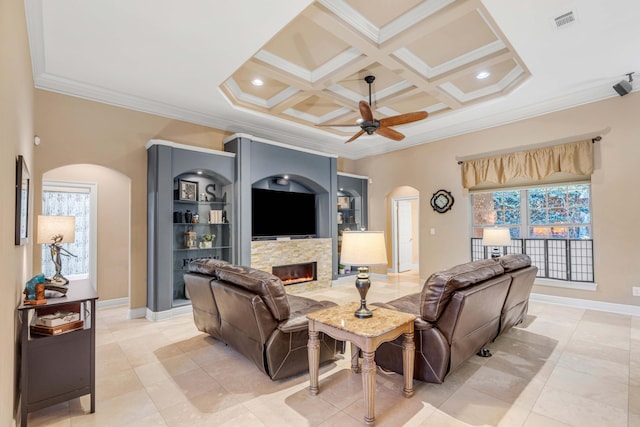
[
  {"left": 379, "top": 111, "right": 428, "bottom": 127},
  {"left": 375, "top": 125, "right": 405, "bottom": 141},
  {"left": 345, "top": 129, "right": 365, "bottom": 143},
  {"left": 316, "top": 123, "right": 359, "bottom": 127},
  {"left": 358, "top": 100, "right": 374, "bottom": 122}
]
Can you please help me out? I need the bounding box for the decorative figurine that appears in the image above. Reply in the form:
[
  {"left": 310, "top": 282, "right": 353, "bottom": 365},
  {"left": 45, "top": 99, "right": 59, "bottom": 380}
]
[{"left": 24, "top": 273, "right": 47, "bottom": 305}]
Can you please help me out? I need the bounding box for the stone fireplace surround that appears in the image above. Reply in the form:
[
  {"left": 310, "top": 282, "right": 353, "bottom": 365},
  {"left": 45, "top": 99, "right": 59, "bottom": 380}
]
[{"left": 251, "top": 238, "right": 332, "bottom": 293}]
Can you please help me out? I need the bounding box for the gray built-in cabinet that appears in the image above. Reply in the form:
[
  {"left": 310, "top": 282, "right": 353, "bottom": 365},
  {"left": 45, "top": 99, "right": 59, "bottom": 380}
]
[
  {"left": 146, "top": 140, "right": 235, "bottom": 316},
  {"left": 146, "top": 136, "right": 369, "bottom": 317},
  {"left": 224, "top": 135, "right": 338, "bottom": 267}
]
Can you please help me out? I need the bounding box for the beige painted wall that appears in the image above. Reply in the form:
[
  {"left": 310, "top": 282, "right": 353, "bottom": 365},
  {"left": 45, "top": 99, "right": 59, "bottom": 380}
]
[
  {"left": 33, "top": 90, "right": 231, "bottom": 310},
  {"left": 43, "top": 165, "right": 130, "bottom": 301},
  {"left": 354, "top": 92, "right": 640, "bottom": 306},
  {"left": 1, "top": 0, "right": 34, "bottom": 424}
]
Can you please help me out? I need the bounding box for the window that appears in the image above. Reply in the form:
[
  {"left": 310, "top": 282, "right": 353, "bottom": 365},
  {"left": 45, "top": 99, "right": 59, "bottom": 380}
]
[
  {"left": 471, "top": 183, "right": 594, "bottom": 283},
  {"left": 41, "top": 184, "right": 94, "bottom": 279},
  {"left": 471, "top": 183, "right": 591, "bottom": 239}
]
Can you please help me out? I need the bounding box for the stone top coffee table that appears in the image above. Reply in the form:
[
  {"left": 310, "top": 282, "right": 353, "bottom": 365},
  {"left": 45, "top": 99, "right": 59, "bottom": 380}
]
[{"left": 307, "top": 302, "right": 416, "bottom": 425}]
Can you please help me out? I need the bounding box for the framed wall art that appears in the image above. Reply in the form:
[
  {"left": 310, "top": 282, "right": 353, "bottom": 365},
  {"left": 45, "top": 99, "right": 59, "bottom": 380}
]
[
  {"left": 178, "top": 179, "right": 198, "bottom": 202},
  {"left": 337, "top": 196, "right": 350, "bottom": 209},
  {"left": 430, "top": 189, "right": 454, "bottom": 214},
  {"left": 15, "top": 155, "right": 30, "bottom": 245}
]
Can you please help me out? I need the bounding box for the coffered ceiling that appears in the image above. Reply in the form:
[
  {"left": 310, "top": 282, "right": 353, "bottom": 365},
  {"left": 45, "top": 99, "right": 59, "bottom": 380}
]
[
  {"left": 221, "top": 0, "right": 529, "bottom": 139},
  {"left": 24, "top": 0, "right": 640, "bottom": 159}
]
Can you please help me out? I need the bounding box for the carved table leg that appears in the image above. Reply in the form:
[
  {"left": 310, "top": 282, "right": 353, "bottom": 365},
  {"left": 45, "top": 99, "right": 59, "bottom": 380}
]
[
  {"left": 402, "top": 331, "right": 415, "bottom": 397},
  {"left": 308, "top": 329, "right": 320, "bottom": 395},
  {"left": 361, "top": 350, "right": 376, "bottom": 425},
  {"left": 350, "top": 342, "right": 361, "bottom": 373}
]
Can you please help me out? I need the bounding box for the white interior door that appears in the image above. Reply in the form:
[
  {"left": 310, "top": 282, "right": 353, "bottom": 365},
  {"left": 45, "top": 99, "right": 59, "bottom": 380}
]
[{"left": 397, "top": 200, "right": 413, "bottom": 272}]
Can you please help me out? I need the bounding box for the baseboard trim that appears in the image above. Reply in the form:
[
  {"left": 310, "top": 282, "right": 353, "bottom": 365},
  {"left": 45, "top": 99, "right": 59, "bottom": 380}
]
[
  {"left": 96, "top": 297, "right": 128, "bottom": 309},
  {"left": 128, "top": 307, "right": 147, "bottom": 319},
  {"left": 145, "top": 306, "right": 193, "bottom": 322},
  {"left": 530, "top": 293, "right": 640, "bottom": 316}
]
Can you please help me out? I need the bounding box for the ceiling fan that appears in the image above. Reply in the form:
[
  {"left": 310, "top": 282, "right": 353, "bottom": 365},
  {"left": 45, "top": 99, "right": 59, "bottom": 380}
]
[{"left": 319, "top": 75, "right": 429, "bottom": 143}]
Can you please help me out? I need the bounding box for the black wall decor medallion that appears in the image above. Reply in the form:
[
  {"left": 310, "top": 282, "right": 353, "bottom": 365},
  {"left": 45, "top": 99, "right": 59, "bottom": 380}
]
[{"left": 430, "top": 189, "right": 454, "bottom": 213}]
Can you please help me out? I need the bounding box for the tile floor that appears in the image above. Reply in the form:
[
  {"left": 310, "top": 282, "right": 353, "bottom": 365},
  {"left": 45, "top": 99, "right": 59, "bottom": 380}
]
[{"left": 27, "top": 271, "right": 640, "bottom": 426}]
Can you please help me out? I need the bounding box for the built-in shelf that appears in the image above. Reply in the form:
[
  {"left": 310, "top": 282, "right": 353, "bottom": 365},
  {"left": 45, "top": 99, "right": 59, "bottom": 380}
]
[
  {"left": 147, "top": 142, "right": 235, "bottom": 316},
  {"left": 337, "top": 173, "right": 368, "bottom": 278}
]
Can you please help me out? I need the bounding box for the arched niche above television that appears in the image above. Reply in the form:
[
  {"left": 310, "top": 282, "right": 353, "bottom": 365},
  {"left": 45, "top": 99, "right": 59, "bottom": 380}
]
[{"left": 251, "top": 176, "right": 317, "bottom": 240}]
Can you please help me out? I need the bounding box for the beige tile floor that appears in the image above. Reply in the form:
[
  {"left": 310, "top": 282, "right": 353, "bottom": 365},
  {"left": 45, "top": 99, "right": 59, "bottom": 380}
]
[{"left": 27, "top": 271, "right": 640, "bottom": 426}]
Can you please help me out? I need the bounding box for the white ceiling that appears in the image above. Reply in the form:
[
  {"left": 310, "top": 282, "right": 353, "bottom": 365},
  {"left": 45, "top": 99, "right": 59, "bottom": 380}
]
[{"left": 24, "top": 0, "right": 640, "bottom": 159}]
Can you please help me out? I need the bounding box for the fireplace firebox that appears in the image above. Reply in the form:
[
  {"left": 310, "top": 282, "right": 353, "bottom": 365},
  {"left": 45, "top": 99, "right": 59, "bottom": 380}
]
[{"left": 272, "top": 262, "right": 317, "bottom": 286}]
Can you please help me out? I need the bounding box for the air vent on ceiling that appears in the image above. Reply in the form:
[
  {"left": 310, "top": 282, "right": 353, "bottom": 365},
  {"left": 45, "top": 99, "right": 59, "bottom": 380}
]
[{"left": 553, "top": 10, "right": 577, "bottom": 29}]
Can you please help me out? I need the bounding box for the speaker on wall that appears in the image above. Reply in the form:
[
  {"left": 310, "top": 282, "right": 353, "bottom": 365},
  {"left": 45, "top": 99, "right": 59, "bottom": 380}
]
[
  {"left": 613, "top": 79, "right": 632, "bottom": 96},
  {"left": 613, "top": 72, "right": 634, "bottom": 96}
]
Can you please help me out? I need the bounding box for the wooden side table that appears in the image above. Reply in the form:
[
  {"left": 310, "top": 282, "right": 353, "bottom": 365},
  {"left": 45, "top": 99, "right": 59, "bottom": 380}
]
[
  {"left": 18, "top": 282, "right": 98, "bottom": 427},
  {"left": 307, "top": 303, "right": 416, "bottom": 425}
]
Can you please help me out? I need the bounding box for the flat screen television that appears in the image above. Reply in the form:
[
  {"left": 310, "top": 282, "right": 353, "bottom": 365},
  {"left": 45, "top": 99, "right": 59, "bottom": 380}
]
[{"left": 252, "top": 188, "right": 316, "bottom": 238}]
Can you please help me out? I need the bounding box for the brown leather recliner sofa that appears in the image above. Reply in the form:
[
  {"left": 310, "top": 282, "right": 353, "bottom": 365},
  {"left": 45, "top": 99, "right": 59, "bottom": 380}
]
[
  {"left": 184, "top": 259, "right": 341, "bottom": 380},
  {"left": 373, "top": 254, "right": 537, "bottom": 384}
]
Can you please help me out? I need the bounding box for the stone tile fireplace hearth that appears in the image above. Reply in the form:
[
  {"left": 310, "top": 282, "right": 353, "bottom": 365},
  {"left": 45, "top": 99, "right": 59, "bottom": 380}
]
[{"left": 251, "top": 238, "right": 332, "bottom": 293}]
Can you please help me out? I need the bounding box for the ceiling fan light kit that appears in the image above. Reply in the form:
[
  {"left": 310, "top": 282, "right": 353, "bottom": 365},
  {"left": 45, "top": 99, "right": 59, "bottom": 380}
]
[{"left": 319, "top": 75, "right": 429, "bottom": 144}]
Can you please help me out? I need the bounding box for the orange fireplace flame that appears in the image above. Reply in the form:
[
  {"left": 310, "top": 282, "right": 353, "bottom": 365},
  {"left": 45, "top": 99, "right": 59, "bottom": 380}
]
[{"left": 280, "top": 275, "right": 314, "bottom": 285}]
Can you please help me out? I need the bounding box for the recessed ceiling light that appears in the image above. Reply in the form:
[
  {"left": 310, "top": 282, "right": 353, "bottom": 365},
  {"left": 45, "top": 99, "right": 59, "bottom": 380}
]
[
  {"left": 251, "top": 78, "right": 264, "bottom": 86},
  {"left": 476, "top": 71, "right": 490, "bottom": 80}
]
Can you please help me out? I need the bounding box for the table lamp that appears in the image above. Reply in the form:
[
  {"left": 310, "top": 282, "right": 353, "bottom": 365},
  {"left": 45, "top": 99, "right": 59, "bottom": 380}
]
[
  {"left": 37, "top": 215, "right": 76, "bottom": 286},
  {"left": 340, "top": 230, "right": 388, "bottom": 318},
  {"left": 483, "top": 227, "right": 511, "bottom": 258}
]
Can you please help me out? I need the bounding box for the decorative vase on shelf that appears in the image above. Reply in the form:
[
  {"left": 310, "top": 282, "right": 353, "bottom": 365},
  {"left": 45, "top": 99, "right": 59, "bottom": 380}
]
[
  {"left": 184, "top": 228, "right": 197, "bottom": 249},
  {"left": 184, "top": 210, "right": 193, "bottom": 224}
]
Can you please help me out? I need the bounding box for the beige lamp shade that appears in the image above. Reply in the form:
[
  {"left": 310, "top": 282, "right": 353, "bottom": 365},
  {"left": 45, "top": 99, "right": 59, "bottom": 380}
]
[
  {"left": 37, "top": 215, "right": 76, "bottom": 244},
  {"left": 340, "top": 231, "right": 387, "bottom": 266},
  {"left": 482, "top": 227, "right": 511, "bottom": 246}
]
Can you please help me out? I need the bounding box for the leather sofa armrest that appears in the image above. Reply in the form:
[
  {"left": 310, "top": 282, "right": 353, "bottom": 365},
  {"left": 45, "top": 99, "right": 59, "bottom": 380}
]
[
  {"left": 278, "top": 295, "right": 338, "bottom": 333},
  {"left": 414, "top": 317, "right": 434, "bottom": 331},
  {"left": 277, "top": 316, "right": 309, "bottom": 333}
]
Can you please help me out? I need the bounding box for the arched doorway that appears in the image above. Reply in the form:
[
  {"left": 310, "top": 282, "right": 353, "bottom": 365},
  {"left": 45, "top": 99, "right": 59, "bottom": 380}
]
[{"left": 41, "top": 164, "right": 131, "bottom": 306}]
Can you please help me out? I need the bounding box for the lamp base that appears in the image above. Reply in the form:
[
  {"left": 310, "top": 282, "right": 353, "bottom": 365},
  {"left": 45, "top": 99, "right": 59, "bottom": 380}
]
[
  {"left": 47, "top": 275, "right": 69, "bottom": 286},
  {"left": 490, "top": 247, "right": 502, "bottom": 259},
  {"left": 353, "top": 266, "right": 372, "bottom": 318},
  {"left": 45, "top": 278, "right": 70, "bottom": 295},
  {"left": 354, "top": 303, "right": 372, "bottom": 319}
]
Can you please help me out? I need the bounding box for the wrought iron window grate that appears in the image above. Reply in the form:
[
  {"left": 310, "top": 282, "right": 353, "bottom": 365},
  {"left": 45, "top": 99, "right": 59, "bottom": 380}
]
[{"left": 471, "top": 238, "right": 594, "bottom": 282}]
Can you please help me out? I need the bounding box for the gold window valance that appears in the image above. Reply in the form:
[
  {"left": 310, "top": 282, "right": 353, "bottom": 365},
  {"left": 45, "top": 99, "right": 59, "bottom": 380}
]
[{"left": 461, "top": 139, "right": 593, "bottom": 189}]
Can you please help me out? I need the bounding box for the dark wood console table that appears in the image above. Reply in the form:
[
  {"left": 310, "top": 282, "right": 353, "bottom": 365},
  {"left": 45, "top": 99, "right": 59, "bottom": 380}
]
[{"left": 18, "top": 282, "right": 98, "bottom": 426}]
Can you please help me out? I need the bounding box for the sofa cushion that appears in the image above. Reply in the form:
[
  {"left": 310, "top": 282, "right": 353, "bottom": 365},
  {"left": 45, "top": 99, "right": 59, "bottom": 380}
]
[
  {"left": 214, "top": 265, "right": 290, "bottom": 321},
  {"left": 187, "top": 258, "right": 230, "bottom": 276},
  {"left": 499, "top": 254, "right": 532, "bottom": 272},
  {"left": 420, "top": 259, "right": 504, "bottom": 322}
]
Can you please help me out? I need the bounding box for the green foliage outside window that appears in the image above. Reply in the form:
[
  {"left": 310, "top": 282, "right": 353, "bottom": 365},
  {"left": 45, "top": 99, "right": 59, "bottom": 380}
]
[{"left": 472, "top": 184, "right": 591, "bottom": 239}]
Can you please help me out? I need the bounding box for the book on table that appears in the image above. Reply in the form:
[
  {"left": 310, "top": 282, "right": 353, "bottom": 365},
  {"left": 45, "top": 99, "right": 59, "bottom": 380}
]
[
  {"left": 30, "top": 319, "right": 84, "bottom": 336},
  {"left": 35, "top": 310, "right": 80, "bottom": 327}
]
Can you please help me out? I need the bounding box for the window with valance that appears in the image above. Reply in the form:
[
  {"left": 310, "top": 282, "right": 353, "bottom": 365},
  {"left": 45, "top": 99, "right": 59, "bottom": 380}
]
[{"left": 461, "top": 139, "right": 594, "bottom": 189}]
